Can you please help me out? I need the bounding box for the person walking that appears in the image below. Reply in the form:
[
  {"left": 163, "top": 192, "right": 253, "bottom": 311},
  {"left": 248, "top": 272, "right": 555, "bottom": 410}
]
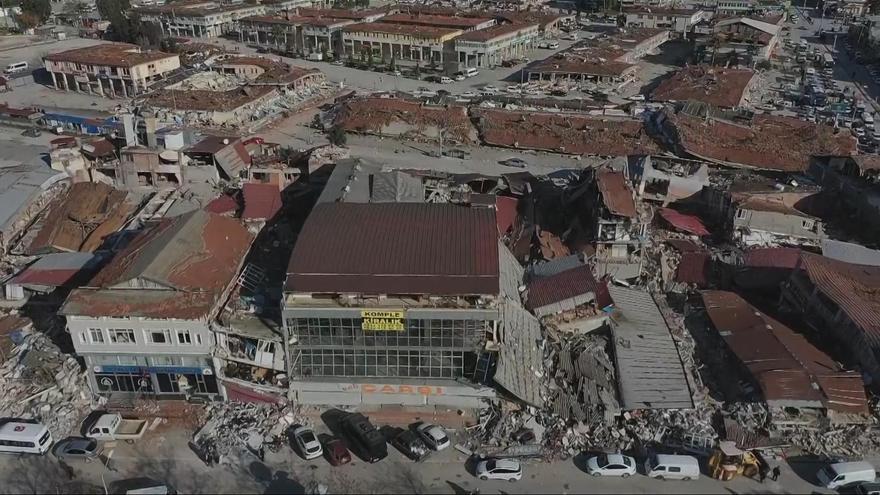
[{"left": 771, "top": 466, "right": 781, "bottom": 481}]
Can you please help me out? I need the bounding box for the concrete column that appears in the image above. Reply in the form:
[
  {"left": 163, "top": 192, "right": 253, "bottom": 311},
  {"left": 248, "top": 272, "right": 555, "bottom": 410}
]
[
  {"left": 121, "top": 80, "right": 128, "bottom": 98},
  {"left": 50, "top": 71, "right": 58, "bottom": 90},
  {"left": 63, "top": 73, "right": 71, "bottom": 91},
  {"left": 109, "top": 79, "right": 116, "bottom": 98},
  {"left": 96, "top": 78, "right": 104, "bottom": 97},
  {"left": 131, "top": 78, "right": 138, "bottom": 96}
]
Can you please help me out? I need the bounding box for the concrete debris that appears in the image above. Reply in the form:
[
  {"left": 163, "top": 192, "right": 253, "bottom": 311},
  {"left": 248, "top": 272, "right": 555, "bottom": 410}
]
[
  {"left": 192, "top": 401, "right": 304, "bottom": 465},
  {"left": 0, "top": 329, "right": 96, "bottom": 438}
]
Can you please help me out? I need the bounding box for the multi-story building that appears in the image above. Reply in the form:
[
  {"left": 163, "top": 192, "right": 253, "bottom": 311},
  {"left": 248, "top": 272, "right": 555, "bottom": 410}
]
[
  {"left": 619, "top": 0, "right": 675, "bottom": 8},
  {"left": 44, "top": 43, "right": 180, "bottom": 98},
  {"left": 624, "top": 7, "right": 710, "bottom": 37},
  {"left": 61, "top": 210, "right": 254, "bottom": 400},
  {"left": 716, "top": 0, "right": 755, "bottom": 15},
  {"left": 377, "top": 12, "right": 496, "bottom": 32},
  {"left": 342, "top": 22, "right": 462, "bottom": 66},
  {"left": 136, "top": 2, "right": 266, "bottom": 38},
  {"left": 240, "top": 15, "right": 356, "bottom": 54},
  {"left": 282, "top": 201, "right": 501, "bottom": 408},
  {"left": 454, "top": 22, "right": 539, "bottom": 69}
]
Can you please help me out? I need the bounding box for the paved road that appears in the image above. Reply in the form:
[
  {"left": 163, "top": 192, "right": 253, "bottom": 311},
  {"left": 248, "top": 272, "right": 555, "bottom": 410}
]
[{"left": 0, "top": 423, "right": 836, "bottom": 494}]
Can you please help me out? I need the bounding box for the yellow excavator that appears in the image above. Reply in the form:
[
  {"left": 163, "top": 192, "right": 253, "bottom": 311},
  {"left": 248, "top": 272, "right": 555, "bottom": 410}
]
[{"left": 709, "top": 441, "right": 764, "bottom": 481}]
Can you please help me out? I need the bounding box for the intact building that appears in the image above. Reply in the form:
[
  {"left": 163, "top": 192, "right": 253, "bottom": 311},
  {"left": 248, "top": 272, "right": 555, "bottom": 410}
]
[
  {"left": 454, "top": 22, "right": 539, "bottom": 69},
  {"left": 61, "top": 210, "right": 253, "bottom": 400},
  {"left": 282, "top": 202, "right": 501, "bottom": 408},
  {"left": 136, "top": 2, "right": 266, "bottom": 38},
  {"left": 44, "top": 43, "right": 180, "bottom": 98}
]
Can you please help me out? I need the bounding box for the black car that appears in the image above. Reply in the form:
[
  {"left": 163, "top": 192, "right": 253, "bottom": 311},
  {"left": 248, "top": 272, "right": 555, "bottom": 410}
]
[
  {"left": 342, "top": 413, "right": 387, "bottom": 463},
  {"left": 390, "top": 430, "right": 429, "bottom": 462}
]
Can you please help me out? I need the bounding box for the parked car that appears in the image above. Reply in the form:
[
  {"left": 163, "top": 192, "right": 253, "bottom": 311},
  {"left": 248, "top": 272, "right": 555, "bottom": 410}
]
[
  {"left": 500, "top": 157, "right": 528, "bottom": 168},
  {"left": 390, "top": 430, "right": 430, "bottom": 461},
  {"left": 323, "top": 438, "right": 351, "bottom": 466},
  {"left": 84, "top": 414, "right": 147, "bottom": 443},
  {"left": 21, "top": 127, "right": 41, "bottom": 137},
  {"left": 817, "top": 461, "right": 877, "bottom": 490},
  {"left": 292, "top": 426, "right": 323, "bottom": 460},
  {"left": 342, "top": 413, "right": 387, "bottom": 463},
  {"left": 476, "top": 458, "right": 522, "bottom": 482},
  {"left": 627, "top": 94, "right": 646, "bottom": 101},
  {"left": 644, "top": 454, "right": 700, "bottom": 481},
  {"left": 415, "top": 424, "right": 450, "bottom": 451},
  {"left": 53, "top": 437, "right": 103, "bottom": 462},
  {"left": 460, "top": 91, "right": 478, "bottom": 99},
  {"left": 586, "top": 453, "right": 637, "bottom": 477},
  {"left": 454, "top": 73, "right": 466, "bottom": 81},
  {"left": 331, "top": 60, "right": 344, "bottom": 66},
  {"left": 857, "top": 481, "right": 880, "bottom": 495}
]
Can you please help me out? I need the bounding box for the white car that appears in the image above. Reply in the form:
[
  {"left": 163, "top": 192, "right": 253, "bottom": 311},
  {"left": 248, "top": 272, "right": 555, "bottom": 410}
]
[
  {"left": 586, "top": 453, "right": 637, "bottom": 477},
  {"left": 292, "top": 426, "right": 323, "bottom": 460},
  {"left": 482, "top": 85, "right": 500, "bottom": 93},
  {"left": 416, "top": 423, "right": 450, "bottom": 451},
  {"left": 476, "top": 458, "right": 522, "bottom": 481},
  {"left": 454, "top": 74, "right": 466, "bottom": 81},
  {"left": 460, "top": 91, "right": 478, "bottom": 99},
  {"left": 627, "top": 94, "right": 646, "bottom": 101}
]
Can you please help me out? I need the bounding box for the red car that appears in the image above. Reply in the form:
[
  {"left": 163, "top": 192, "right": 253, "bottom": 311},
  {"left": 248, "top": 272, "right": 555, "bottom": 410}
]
[{"left": 324, "top": 438, "right": 351, "bottom": 466}]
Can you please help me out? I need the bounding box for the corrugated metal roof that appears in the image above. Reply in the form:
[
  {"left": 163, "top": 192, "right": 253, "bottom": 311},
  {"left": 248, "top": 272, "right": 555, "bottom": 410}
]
[
  {"left": 285, "top": 203, "right": 499, "bottom": 296},
  {"left": 27, "top": 182, "right": 132, "bottom": 255},
  {"left": 821, "top": 239, "right": 880, "bottom": 267},
  {"left": 658, "top": 208, "right": 710, "bottom": 236},
  {"left": 702, "top": 290, "right": 868, "bottom": 413},
  {"left": 608, "top": 286, "right": 693, "bottom": 410},
  {"left": 495, "top": 196, "right": 518, "bottom": 235},
  {"left": 799, "top": 253, "right": 880, "bottom": 341},
  {"left": 204, "top": 194, "right": 239, "bottom": 215},
  {"left": 61, "top": 289, "right": 218, "bottom": 319},
  {"left": 0, "top": 165, "right": 67, "bottom": 234},
  {"left": 528, "top": 254, "right": 584, "bottom": 280},
  {"left": 89, "top": 210, "right": 253, "bottom": 293},
  {"left": 676, "top": 252, "right": 710, "bottom": 286},
  {"left": 525, "top": 264, "right": 611, "bottom": 312},
  {"left": 596, "top": 170, "right": 636, "bottom": 218},
  {"left": 371, "top": 171, "right": 425, "bottom": 203},
  {"left": 666, "top": 239, "right": 703, "bottom": 253},
  {"left": 744, "top": 247, "right": 802, "bottom": 269},
  {"left": 11, "top": 252, "right": 99, "bottom": 288},
  {"left": 241, "top": 183, "right": 281, "bottom": 221}
]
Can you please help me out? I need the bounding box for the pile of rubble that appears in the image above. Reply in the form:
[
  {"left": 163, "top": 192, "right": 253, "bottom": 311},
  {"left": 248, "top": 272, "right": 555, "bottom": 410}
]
[
  {"left": 0, "top": 330, "right": 95, "bottom": 438},
  {"left": 192, "top": 401, "right": 305, "bottom": 465},
  {"left": 168, "top": 72, "right": 243, "bottom": 92}
]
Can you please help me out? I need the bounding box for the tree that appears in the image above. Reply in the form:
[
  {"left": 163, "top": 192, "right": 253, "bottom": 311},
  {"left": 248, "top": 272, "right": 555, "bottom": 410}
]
[
  {"left": 160, "top": 36, "right": 178, "bottom": 52},
  {"left": 96, "top": 0, "right": 130, "bottom": 21},
  {"left": 63, "top": 1, "right": 90, "bottom": 15},
  {"left": 327, "top": 125, "right": 346, "bottom": 146},
  {"left": 15, "top": 11, "right": 40, "bottom": 30},
  {"left": 414, "top": 60, "right": 421, "bottom": 77},
  {"left": 20, "top": 0, "right": 50, "bottom": 23},
  {"left": 271, "top": 24, "right": 285, "bottom": 49},
  {"left": 388, "top": 54, "right": 396, "bottom": 71}
]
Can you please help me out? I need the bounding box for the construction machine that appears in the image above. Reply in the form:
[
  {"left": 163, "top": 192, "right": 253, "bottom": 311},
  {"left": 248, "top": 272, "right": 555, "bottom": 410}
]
[{"left": 708, "top": 441, "right": 764, "bottom": 481}]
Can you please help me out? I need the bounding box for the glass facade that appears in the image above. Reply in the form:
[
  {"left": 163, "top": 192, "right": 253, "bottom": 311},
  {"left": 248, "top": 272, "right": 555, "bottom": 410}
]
[
  {"left": 88, "top": 354, "right": 218, "bottom": 396},
  {"left": 287, "top": 317, "right": 490, "bottom": 379}
]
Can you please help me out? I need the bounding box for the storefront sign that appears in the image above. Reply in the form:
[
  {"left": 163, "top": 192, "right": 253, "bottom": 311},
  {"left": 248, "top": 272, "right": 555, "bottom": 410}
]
[
  {"left": 360, "top": 310, "right": 405, "bottom": 332},
  {"left": 361, "top": 384, "right": 444, "bottom": 396},
  {"left": 95, "top": 365, "right": 208, "bottom": 375}
]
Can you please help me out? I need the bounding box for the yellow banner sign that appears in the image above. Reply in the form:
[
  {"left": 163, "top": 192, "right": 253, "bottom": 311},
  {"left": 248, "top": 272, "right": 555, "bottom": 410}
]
[{"left": 361, "top": 310, "right": 405, "bottom": 332}]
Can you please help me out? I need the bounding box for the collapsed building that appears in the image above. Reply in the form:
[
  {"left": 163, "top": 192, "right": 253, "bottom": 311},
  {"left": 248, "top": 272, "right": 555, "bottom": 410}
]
[
  {"left": 702, "top": 290, "right": 868, "bottom": 422},
  {"left": 333, "top": 97, "right": 477, "bottom": 144},
  {"left": 651, "top": 66, "right": 756, "bottom": 109},
  {"left": 652, "top": 108, "right": 856, "bottom": 173},
  {"left": 0, "top": 165, "right": 68, "bottom": 257}
]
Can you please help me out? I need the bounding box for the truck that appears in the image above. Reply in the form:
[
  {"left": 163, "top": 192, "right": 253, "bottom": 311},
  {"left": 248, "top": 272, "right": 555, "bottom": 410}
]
[{"left": 85, "top": 413, "right": 148, "bottom": 443}]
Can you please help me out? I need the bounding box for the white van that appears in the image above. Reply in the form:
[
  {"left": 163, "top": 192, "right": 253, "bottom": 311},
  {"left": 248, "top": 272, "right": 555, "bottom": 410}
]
[
  {"left": 4, "top": 61, "right": 27, "bottom": 75},
  {"left": 439, "top": 76, "right": 454, "bottom": 84},
  {"left": 817, "top": 461, "right": 876, "bottom": 489},
  {"left": 464, "top": 67, "right": 479, "bottom": 78},
  {"left": 645, "top": 454, "right": 700, "bottom": 481},
  {"left": 0, "top": 421, "right": 53, "bottom": 454}
]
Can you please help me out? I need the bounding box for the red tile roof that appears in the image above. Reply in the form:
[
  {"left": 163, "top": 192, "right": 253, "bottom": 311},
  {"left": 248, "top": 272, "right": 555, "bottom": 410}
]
[
  {"left": 525, "top": 264, "right": 611, "bottom": 310},
  {"left": 652, "top": 66, "right": 755, "bottom": 108},
  {"left": 703, "top": 290, "right": 868, "bottom": 413},
  {"left": 204, "top": 194, "right": 239, "bottom": 215},
  {"left": 495, "top": 196, "right": 518, "bottom": 235},
  {"left": 597, "top": 170, "right": 637, "bottom": 218},
  {"left": 676, "top": 251, "right": 710, "bottom": 286},
  {"left": 45, "top": 43, "right": 176, "bottom": 68},
  {"left": 658, "top": 208, "right": 710, "bottom": 236},
  {"left": 286, "top": 203, "right": 499, "bottom": 296},
  {"left": 241, "top": 183, "right": 281, "bottom": 221}
]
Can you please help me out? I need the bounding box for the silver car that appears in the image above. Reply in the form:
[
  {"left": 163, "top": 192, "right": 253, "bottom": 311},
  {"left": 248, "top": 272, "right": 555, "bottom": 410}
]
[{"left": 54, "top": 437, "right": 102, "bottom": 462}]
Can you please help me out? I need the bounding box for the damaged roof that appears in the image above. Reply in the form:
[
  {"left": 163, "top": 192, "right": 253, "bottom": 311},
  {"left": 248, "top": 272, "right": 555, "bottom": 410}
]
[
  {"left": 525, "top": 264, "right": 611, "bottom": 315},
  {"left": 744, "top": 247, "right": 802, "bottom": 269},
  {"left": 657, "top": 208, "right": 710, "bottom": 236},
  {"left": 286, "top": 203, "right": 499, "bottom": 296},
  {"left": 379, "top": 12, "right": 493, "bottom": 29},
  {"left": 10, "top": 252, "right": 100, "bottom": 289},
  {"left": 652, "top": 66, "right": 755, "bottom": 108},
  {"left": 343, "top": 21, "right": 461, "bottom": 39},
  {"left": 45, "top": 43, "right": 176, "bottom": 68},
  {"left": 241, "top": 182, "right": 281, "bottom": 221},
  {"left": 185, "top": 136, "right": 251, "bottom": 178},
  {"left": 667, "top": 111, "right": 856, "bottom": 172},
  {"left": 88, "top": 209, "right": 253, "bottom": 292},
  {"left": 0, "top": 164, "right": 67, "bottom": 235},
  {"left": 335, "top": 97, "right": 475, "bottom": 144},
  {"left": 702, "top": 290, "right": 868, "bottom": 413},
  {"left": 597, "top": 170, "right": 637, "bottom": 218},
  {"left": 798, "top": 253, "right": 880, "bottom": 342},
  {"left": 609, "top": 286, "right": 694, "bottom": 410},
  {"left": 475, "top": 108, "right": 660, "bottom": 156},
  {"left": 146, "top": 86, "right": 275, "bottom": 112},
  {"left": 456, "top": 22, "right": 537, "bottom": 42},
  {"left": 27, "top": 182, "right": 132, "bottom": 255}
]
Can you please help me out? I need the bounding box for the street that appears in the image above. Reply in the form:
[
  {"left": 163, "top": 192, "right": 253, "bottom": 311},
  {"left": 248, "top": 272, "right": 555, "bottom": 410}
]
[{"left": 0, "top": 421, "right": 837, "bottom": 494}]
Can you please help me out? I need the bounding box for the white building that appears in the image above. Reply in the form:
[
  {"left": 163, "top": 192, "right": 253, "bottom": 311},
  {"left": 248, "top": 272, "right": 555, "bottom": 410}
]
[
  {"left": 137, "top": 2, "right": 266, "bottom": 38},
  {"left": 454, "top": 22, "right": 539, "bottom": 69},
  {"left": 624, "top": 8, "right": 710, "bottom": 37},
  {"left": 44, "top": 43, "right": 181, "bottom": 98},
  {"left": 342, "top": 22, "right": 462, "bottom": 65}
]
